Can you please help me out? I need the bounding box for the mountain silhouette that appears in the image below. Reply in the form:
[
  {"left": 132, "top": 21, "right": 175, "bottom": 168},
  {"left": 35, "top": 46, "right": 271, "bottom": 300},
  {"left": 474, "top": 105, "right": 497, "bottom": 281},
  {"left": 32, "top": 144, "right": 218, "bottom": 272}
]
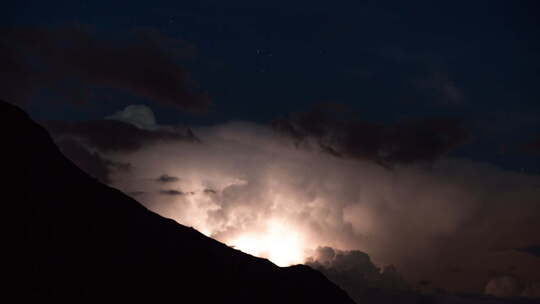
[{"left": 6, "top": 100, "right": 354, "bottom": 303}]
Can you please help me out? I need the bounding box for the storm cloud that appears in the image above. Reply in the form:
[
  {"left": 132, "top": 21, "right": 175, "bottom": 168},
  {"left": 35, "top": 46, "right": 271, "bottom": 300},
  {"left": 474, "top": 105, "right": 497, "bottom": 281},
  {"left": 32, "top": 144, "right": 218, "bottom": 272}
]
[
  {"left": 272, "top": 105, "right": 469, "bottom": 168},
  {"left": 51, "top": 105, "right": 540, "bottom": 295},
  {"left": 45, "top": 117, "right": 198, "bottom": 153},
  {"left": 0, "top": 26, "right": 210, "bottom": 111},
  {"left": 156, "top": 174, "right": 180, "bottom": 183},
  {"left": 45, "top": 104, "right": 198, "bottom": 183}
]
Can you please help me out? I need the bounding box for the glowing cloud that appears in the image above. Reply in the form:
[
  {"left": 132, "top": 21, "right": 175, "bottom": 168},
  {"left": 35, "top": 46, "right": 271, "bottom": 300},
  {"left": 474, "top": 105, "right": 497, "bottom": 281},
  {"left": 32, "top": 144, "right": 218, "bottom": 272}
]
[
  {"left": 228, "top": 219, "right": 307, "bottom": 267},
  {"left": 81, "top": 119, "right": 540, "bottom": 292}
]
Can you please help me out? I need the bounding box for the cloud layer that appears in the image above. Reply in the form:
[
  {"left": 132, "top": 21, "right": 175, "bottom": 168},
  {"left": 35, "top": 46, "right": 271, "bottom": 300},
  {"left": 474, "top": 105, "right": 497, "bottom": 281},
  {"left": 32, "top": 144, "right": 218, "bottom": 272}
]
[
  {"left": 0, "top": 26, "right": 210, "bottom": 111},
  {"left": 46, "top": 105, "right": 540, "bottom": 294},
  {"left": 273, "top": 104, "right": 469, "bottom": 168}
]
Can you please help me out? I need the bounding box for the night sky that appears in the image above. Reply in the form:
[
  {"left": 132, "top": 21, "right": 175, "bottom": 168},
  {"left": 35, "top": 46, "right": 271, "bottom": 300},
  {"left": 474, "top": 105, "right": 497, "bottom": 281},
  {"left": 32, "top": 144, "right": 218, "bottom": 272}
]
[
  {"left": 5, "top": 0, "right": 540, "bottom": 172},
  {"left": 3, "top": 0, "right": 540, "bottom": 298}
]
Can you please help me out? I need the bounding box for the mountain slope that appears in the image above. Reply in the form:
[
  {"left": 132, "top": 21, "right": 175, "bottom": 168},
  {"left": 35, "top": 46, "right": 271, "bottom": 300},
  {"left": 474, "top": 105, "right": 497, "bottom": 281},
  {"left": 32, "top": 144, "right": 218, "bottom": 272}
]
[{"left": 5, "top": 100, "right": 354, "bottom": 303}]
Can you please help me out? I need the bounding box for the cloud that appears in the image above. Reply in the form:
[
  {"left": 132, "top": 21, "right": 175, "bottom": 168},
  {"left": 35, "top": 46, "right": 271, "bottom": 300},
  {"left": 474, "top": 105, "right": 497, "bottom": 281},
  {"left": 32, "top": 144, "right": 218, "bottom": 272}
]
[
  {"left": 272, "top": 104, "right": 469, "bottom": 167},
  {"left": 159, "top": 189, "right": 185, "bottom": 196},
  {"left": 43, "top": 104, "right": 196, "bottom": 190},
  {"left": 106, "top": 104, "right": 158, "bottom": 130},
  {"left": 306, "top": 247, "right": 409, "bottom": 302},
  {"left": 44, "top": 104, "right": 200, "bottom": 153},
  {"left": 155, "top": 174, "right": 180, "bottom": 183},
  {"left": 99, "top": 120, "right": 540, "bottom": 293},
  {"left": 50, "top": 104, "right": 540, "bottom": 295},
  {"left": 45, "top": 118, "right": 198, "bottom": 153},
  {"left": 55, "top": 137, "right": 130, "bottom": 184},
  {"left": 0, "top": 25, "right": 210, "bottom": 111}
]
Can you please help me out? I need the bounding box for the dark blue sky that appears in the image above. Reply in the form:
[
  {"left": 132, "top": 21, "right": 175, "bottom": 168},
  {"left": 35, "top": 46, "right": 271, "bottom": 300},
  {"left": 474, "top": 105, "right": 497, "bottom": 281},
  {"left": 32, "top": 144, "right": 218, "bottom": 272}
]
[{"left": 4, "top": 0, "right": 540, "bottom": 171}]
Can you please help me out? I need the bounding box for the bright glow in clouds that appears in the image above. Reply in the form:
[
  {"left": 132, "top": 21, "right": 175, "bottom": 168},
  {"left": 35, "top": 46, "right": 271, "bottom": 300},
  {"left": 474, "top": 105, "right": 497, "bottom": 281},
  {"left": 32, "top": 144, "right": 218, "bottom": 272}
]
[
  {"left": 229, "top": 220, "right": 307, "bottom": 266},
  {"left": 106, "top": 121, "right": 540, "bottom": 291}
]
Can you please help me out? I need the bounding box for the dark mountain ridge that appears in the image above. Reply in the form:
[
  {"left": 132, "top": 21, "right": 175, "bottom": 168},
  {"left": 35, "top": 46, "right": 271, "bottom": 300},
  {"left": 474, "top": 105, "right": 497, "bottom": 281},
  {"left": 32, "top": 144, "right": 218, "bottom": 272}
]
[{"left": 6, "top": 99, "right": 354, "bottom": 303}]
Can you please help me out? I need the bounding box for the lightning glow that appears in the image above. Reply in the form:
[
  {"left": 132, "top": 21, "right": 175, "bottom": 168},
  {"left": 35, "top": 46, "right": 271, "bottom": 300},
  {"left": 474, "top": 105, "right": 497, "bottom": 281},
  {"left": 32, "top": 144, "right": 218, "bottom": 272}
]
[
  {"left": 227, "top": 220, "right": 307, "bottom": 266},
  {"left": 108, "top": 120, "right": 540, "bottom": 286}
]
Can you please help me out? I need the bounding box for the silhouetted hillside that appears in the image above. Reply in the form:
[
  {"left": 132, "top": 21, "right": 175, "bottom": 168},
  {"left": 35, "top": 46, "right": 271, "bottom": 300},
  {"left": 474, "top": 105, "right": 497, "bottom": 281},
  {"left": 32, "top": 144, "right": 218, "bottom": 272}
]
[{"left": 6, "top": 100, "right": 354, "bottom": 303}]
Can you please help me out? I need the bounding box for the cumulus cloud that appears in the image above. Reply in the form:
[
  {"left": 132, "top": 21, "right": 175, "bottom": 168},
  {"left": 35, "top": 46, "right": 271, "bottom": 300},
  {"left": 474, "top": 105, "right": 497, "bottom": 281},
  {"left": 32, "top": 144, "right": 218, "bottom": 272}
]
[
  {"left": 306, "top": 247, "right": 409, "bottom": 302},
  {"left": 0, "top": 25, "right": 210, "bottom": 111},
  {"left": 52, "top": 105, "right": 540, "bottom": 295},
  {"left": 106, "top": 104, "right": 158, "bottom": 130}
]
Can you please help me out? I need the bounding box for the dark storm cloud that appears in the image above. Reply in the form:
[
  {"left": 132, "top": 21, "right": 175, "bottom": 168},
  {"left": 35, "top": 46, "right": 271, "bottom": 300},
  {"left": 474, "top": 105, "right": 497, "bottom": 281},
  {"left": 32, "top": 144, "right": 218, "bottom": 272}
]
[
  {"left": 44, "top": 119, "right": 198, "bottom": 152},
  {"left": 43, "top": 105, "right": 198, "bottom": 184},
  {"left": 159, "top": 189, "right": 184, "bottom": 196},
  {"left": 155, "top": 174, "right": 180, "bottom": 183},
  {"left": 306, "top": 247, "right": 409, "bottom": 302},
  {"left": 272, "top": 105, "right": 469, "bottom": 167},
  {"left": 0, "top": 26, "right": 210, "bottom": 111}
]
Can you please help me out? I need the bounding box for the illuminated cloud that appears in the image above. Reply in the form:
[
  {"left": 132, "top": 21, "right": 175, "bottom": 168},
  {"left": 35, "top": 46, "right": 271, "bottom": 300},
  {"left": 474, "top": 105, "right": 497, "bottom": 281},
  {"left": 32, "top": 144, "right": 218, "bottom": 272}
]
[
  {"left": 106, "top": 104, "right": 158, "bottom": 130},
  {"left": 48, "top": 105, "right": 540, "bottom": 294}
]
